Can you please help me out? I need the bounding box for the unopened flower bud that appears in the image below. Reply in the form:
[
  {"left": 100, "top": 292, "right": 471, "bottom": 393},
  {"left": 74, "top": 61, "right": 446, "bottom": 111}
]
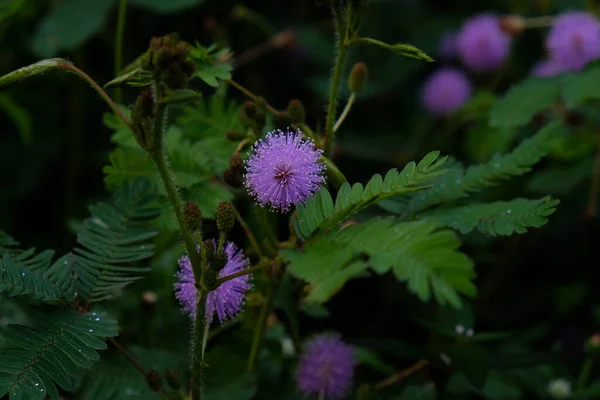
[
  {"left": 287, "top": 99, "right": 305, "bottom": 123},
  {"left": 166, "top": 369, "right": 181, "bottom": 390},
  {"left": 243, "top": 101, "right": 257, "bottom": 119},
  {"left": 229, "top": 153, "right": 243, "bottom": 169},
  {"left": 216, "top": 202, "right": 235, "bottom": 234},
  {"left": 143, "top": 33, "right": 195, "bottom": 89},
  {"left": 499, "top": 15, "right": 526, "bottom": 37},
  {"left": 274, "top": 111, "right": 292, "bottom": 130},
  {"left": 225, "top": 129, "right": 246, "bottom": 141},
  {"left": 131, "top": 89, "right": 155, "bottom": 151},
  {"left": 348, "top": 62, "right": 368, "bottom": 93},
  {"left": 223, "top": 167, "right": 244, "bottom": 188},
  {"left": 146, "top": 370, "right": 162, "bottom": 392},
  {"left": 183, "top": 201, "right": 202, "bottom": 231}
]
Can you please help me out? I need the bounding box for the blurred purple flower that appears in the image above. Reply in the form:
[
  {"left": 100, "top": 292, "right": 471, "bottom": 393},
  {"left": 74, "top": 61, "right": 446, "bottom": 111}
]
[
  {"left": 438, "top": 31, "right": 457, "bottom": 61},
  {"left": 244, "top": 129, "right": 325, "bottom": 212},
  {"left": 530, "top": 58, "right": 564, "bottom": 77},
  {"left": 174, "top": 241, "right": 251, "bottom": 323},
  {"left": 456, "top": 14, "right": 511, "bottom": 72},
  {"left": 296, "top": 334, "right": 355, "bottom": 399},
  {"left": 546, "top": 11, "right": 600, "bottom": 71},
  {"left": 420, "top": 67, "right": 472, "bottom": 116}
]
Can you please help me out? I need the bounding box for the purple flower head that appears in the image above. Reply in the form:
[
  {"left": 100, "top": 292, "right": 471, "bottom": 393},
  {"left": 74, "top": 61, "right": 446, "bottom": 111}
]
[
  {"left": 546, "top": 12, "right": 600, "bottom": 71},
  {"left": 296, "top": 334, "right": 355, "bottom": 400},
  {"left": 420, "top": 67, "right": 472, "bottom": 116},
  {"left": 244, "top": 129, "right": 326, "bottom": 212},
  {"left": 530, "top": 58, "right": 565, "bottom": 78},
  {"left": 174, "top": 241, "right": 251, "bottom": 323},
  {"left": 438, "top": 31, "right": 458, "bottom": 61},
  {"left": 456, "top": 14, "right": 511, "bottom": 72}
]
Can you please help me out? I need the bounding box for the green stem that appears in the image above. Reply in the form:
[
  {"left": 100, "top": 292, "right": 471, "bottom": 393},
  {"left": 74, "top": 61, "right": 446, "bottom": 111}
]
[
  {"left": 332, "top": 93, "right": 355, "bottom": 133},
  {"left": 113, "top": 0, "right": 128, "bottom": 104},
  {"left": 233, "top": 205, "right": 263, "bottom": 258},
  {"left": 57, "top": 61, "right": 133, "bottom": 132},
  {"left": 247, "top": 279, "right": 278, "bottom": 372},
  {"left": 322, "top": 156, "right": 347, "bottom": 189},
  {"left": 191, "top": 290, "right": 208, "bottom": 400},
  {"left": 577, "top": 357, "right": 594, "bottom": 390},
  {"left": 323, "top": 5, "right": 348, "bottom": 156},
  {"left": 348, "top": 37, "right": 391, "bottom": 50},
  {"left": 215, "top": 260, "right": 273, "bottom": 287}
]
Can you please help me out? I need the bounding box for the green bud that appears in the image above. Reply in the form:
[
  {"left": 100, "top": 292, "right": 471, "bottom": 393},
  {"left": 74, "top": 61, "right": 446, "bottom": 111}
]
[
  {"left": 348, "top": 62, "right": 368, "bottom": 93},
  {"left": 216, "top": 202, "right": 235, "bottom": 234},
  {"left": 131, "top": 89, "right": 155, "bottom": 151},
  {"left": 166, "top": 369, "right": 181, "bottom": 390},
  {"left": 225, "top": 129, "right": 246, "bottom": 141},
  {"left": 274, "top": 111, "right": 292, "bottom": 130},
  {"left": 254, "top": 96, "right": 267, "bottom": 112},
  {"left": 144, "top": 34, "right": 195, "bottom": 89},
  {"left": 287, "top": 99, "right": 305, "bottom": 123},
  {"left": 243, "top": 101, "right": 257, "bottom": 119},
  {"left": 146, "top": 370, "right": 162, "bottom": 392},
  {"left": 183, "top": 201, "right": 202, "bottom": 231}
]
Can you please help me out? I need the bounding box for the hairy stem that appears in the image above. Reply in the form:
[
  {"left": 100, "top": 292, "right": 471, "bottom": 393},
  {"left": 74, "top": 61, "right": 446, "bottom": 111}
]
[
  {"left": 191, "top": 291, "right": 208, "bottom": 400},
  {"left": 247, "top": 279, "right": 278, "bottom": 372},
  {"left": 226, "top": 79, "right": 278, "bottom": 114},
  {"left": 233, "top": 205, "right": 263, "bottom": 258},
  {"left": 333, "top": 93, "right": 355, "bottom": 133},
  {"left": 57, "top": 61, "right": 133, "bottom": 131},
  {"left": 113, "top": 0, "right": 128, "bottom": 104},
  {"left": 323, "top": 5, "right": 348, "bottom": 156},
  {"left": 375, "top": 359, "right": 429, "bottom": 390},
  {"left": 215, "top": 260, "right": 273, "bottom": 287}
]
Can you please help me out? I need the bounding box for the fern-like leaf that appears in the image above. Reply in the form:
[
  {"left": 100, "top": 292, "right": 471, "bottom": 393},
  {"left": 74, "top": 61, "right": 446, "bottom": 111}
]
[
  {"left": 0, "top": 307, "right": 118, "bottom": 400},
  {"left": 284, "top": 218, "right": 475, "bottom": 308},
  {"left": 293, "top": 151, "right": 448, "bottom": 241},
  {"left": 380, "top": 121, "right": 561, "bottom": 216},
  {"left": 0, "top": 255, "right": 62, "bottom": 302},
  {"left": 0, "top": 232, "right": 54, "bottom": 271},
  {"left": 422, "top": 197, "right": 559, "bottom": 236},
  {"left": 44, "top": 178, "right": 160, "bottom": 302}
]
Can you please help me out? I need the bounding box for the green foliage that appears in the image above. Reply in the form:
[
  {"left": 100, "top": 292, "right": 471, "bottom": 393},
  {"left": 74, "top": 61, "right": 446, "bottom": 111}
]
[
  {"left": 293, "top": 151, "right": 447, "bottom": 241},
  {"left": 78, "top": 347, "right": 183, "bottom": 400},
  {"left": 130, "top": 0, "right": 203, "bottom": 13},
  {"left": 32, "top": 0, "right": 117, "bottom": 57},
  {"left": 0, "top": 94, "right": 33, "bottom": 144},
  {"left": 0, "top": 307, "right": 118, "bottom": 399},
  {"left": 189, "top": 44, "right": 233, "bottom": 87},
  {"left": 490, "top": 78, "right": 561, "bottom": 128},
  {"left": 0, "top": 255, "right": 62, "bottom": 302},
  {"left": 422, "top": 197, "right": 560, "bottom": 236},
  {"left": 45, "top": 178, "right": 159, "bottom": 302},
  {"left": 561, "top": 65, "right": 600, "bottom": 108},
  {"left": 284, "top": 218, "right": 475, "bottom": 308},
  {"left": 380, "top": 121, "right": 561, "bottom": 216}
]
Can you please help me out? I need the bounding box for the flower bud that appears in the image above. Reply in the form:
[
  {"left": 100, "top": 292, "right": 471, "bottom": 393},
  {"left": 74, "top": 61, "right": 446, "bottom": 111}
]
[
  {"left": 166, "top": 369, "right": 181, "bottom": 390},
  {"left": 225, "top": 129, "right": 246, "bottom": 141},
  {"left": 274, "top": 111, "right": 292, "bottom": 130},
  {"left": 243, "top": 100, "right": 257, "bottom": 119},
  {"left": 499, "top": 15, "right": 526, "bottom": 37},
  {"left": 143, "top": 33, "right": 195, "bottom": 90},
  {"left": 348, "top": 62, "right": 368, "bottom": 93},
  {"left": 183, "top": 201, "right": 202, "bottom": 231},
  {"left": 223, "top": 167, "right": 244, "bottom": 188},
  {"left": 287, "top": 99, "right": 305, "bottom": 123},
  {"left": 130, "top": 89, "right": 155, "bottom": 151},
  {"left": 229, "top": 153, "right": 243, "bottom": 169},
  {"left": 146, "top": 370, "right": 162, "bottom": 392},
  {"left": 216, "top": 202, "right": 235, "bottom": 234}
]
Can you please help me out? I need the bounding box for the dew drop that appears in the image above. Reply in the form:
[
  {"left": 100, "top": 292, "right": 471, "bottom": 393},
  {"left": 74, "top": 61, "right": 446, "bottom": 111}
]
[{"left": 88, "top": 329, "right": 94, "bottom": 333}]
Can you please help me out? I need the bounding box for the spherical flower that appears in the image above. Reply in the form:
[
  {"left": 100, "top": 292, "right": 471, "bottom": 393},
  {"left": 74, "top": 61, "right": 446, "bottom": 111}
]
[
  {"left": 296, "top": 334, "right": 355, "bottom": 400},
  {"left": 546, "top": 11, "right": 600, "bottom": 71},
  {"left": 244, "top": 129, "right": 326, "bottom": 212},
  {"left": 174, "top": 241, "right": 251, "bottom": 323},
  {"left": 420, "top": 67, "right": 472, "bottom": 116},
  {"left": 455, "top": 14, "right": 511, "bottom": 72},
  {"left": 530, "top": 59, "right": 565, "bottom": 78}
]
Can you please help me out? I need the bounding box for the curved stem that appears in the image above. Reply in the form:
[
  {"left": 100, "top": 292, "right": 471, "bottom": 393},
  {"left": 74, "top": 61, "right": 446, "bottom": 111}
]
[
  {"left": 57, "top": 61, "right": 133, "bottom": 132},
  {"left": 322, "top": 156, "right": 348, "bottom": 189},
  {"left": 113, "top": 0, "right": 128, "bottom": 104},
  {"left": 333, "top": 93, "right": 355, "bottom": 133},
  {"left": 226, "top": 79, "right": 277, "bottom": 114},
  {"left": 233, "top": 205, "right": 264, "bottom": 258},
  {"left": 247, "top": 279, "right": 278, "bottom": 372},
  {"left": 375, "top": 359, "right": 429, "bottom": 390},
  {"left": 323, "top": 5, "right": 348, "bottom": 156}
]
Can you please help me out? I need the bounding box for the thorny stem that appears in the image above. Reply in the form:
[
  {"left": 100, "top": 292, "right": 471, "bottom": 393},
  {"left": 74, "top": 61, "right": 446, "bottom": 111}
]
[
  {"left": 333, "top": 93, "right": 355, "bottom": 133},
  {"left": 375, "top": 359, "right": 429, "bottom": 390},
  {"left": 323, "top": 5, "right": 349, "bottom": 156},
  {"left": 226, "top": 79, "right": 278, "bottom": 114},
  {"left": 151, "top": 90, "right": 208, "bottom": 400},
  {"left": 233, "top": 205, "right": 264, "bottom": 258},
  {"left": 109, "top": 338, "right": 169, "bottom": 396},
  {"left": 58, "top": 62, "right": 133, "bottom": 132},
  {"left": 113, "top": 0, "right": 128, "bottom": 104},
  {"left": 247, "top": 279, "right": 279, "bottom": 372},
  {"left": 215, "top": 260, "right": 274, "bottom": 287}
]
